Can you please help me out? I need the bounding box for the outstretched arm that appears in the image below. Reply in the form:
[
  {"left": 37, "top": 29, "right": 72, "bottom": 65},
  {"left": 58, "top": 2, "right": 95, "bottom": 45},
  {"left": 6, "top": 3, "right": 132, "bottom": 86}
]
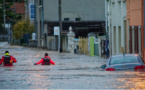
[
  {"left": 0, "top": 57, "right": 4, "bottom": 65},
  {"left": 34, "top": 59, "right": 43, "bottom": 65},
  {"left": 11, "top": 56, "right": 17, "bottom": 63},
  {"left": 50, "top": 59, "right": 55, "bottom": 65}
]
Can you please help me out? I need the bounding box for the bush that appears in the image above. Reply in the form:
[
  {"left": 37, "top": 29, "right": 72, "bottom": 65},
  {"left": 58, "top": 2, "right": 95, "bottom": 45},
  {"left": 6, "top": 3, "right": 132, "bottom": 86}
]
[{"left": 13, "top": 18, "right": 34, "bottom": 40}]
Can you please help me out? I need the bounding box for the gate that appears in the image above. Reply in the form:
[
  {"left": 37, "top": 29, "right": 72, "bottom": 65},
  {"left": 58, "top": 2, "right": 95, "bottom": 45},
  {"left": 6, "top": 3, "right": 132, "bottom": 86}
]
[{"left": 78, "top": 37, "right": 89, "bottom": 55}]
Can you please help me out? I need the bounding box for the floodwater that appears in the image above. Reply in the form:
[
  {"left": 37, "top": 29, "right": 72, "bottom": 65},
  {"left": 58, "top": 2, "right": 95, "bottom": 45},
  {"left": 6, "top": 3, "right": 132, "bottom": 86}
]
[{"left": 1, "top": 42, "right": 145, "bottom": 89}]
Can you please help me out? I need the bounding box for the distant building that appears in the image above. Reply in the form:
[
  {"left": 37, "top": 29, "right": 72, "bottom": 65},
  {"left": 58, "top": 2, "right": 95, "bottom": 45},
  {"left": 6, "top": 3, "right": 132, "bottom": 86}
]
[
  {"left": 35, "top": 0, "right": 105, "bottom": 51},
  {"left": 11, "top": 2, "right": 25, "bottom": 15}
]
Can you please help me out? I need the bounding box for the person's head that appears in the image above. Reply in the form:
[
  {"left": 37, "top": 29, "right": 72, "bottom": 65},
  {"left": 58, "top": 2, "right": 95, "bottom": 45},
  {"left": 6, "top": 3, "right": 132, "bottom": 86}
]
[
  {"left": 5, "top": 51, "right": 9, "bottom": 56},
  {"left": 45, "top": 53, "right": 48, "bottom": 56},
  {"left": 5, "top": 51, "right": 9, "bottom": 54}
]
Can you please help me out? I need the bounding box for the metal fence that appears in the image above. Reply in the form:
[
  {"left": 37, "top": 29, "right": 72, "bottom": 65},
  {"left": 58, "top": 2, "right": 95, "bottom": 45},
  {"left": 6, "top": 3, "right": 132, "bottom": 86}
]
[{"left": 0, "top": 35, "right": 8, "bottom": 41}]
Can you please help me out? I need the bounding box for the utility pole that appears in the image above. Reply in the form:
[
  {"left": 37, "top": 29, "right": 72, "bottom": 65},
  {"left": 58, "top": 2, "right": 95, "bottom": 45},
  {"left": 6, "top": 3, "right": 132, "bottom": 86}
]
[
  {"left": 58, "top": 0, "right": 62, "bottom": 52},
  {"left": 3, "top": 0, "right": 5, "bottom": 28},
  {"left": 34, "top": 0, "right": 37, "bottom": 47},
  {"left": 41, "top": 0, "right": 44, "bottom": 39}
]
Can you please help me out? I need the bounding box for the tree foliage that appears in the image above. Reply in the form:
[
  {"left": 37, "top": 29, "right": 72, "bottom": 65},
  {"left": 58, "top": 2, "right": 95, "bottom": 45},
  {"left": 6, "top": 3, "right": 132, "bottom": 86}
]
[
  {"left": 0, "top": 0, "right": 24, "bottom": 27},
  {"left": 13, "top": 18, "right": 34, "bottom": 40}
]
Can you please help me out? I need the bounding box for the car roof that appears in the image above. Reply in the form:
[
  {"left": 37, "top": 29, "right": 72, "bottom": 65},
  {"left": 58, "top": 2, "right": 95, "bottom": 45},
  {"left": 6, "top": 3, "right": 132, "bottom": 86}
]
[{"left": 111, "top": 54, "right": 139, "bottom": 58}]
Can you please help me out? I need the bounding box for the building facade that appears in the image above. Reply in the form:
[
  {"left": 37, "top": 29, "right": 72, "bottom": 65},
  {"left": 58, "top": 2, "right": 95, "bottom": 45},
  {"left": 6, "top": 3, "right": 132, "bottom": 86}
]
[
  {"left": 126, "top": 0, "right": 143, "bottom": 57},
  {"left": 107, "top": 0, "right": 127, "bottom": 55}
]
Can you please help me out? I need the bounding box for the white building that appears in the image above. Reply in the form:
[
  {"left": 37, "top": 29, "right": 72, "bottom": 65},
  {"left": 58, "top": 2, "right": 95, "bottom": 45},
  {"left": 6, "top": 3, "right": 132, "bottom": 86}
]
[{"left": 106, "top": 0, "right": 127, "bottom": 55}]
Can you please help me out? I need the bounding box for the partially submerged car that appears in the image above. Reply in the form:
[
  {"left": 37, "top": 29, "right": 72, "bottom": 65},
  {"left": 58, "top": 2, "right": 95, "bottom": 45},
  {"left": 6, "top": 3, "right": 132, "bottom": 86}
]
[{"left": 104, "top": 54, "right": 145, "bottom": 71}]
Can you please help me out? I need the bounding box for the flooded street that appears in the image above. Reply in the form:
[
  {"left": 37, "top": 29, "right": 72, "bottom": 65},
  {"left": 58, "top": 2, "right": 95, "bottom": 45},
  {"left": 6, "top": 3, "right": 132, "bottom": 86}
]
[{"left": 1, "top": 42, "right": 145, "bottom": 89}]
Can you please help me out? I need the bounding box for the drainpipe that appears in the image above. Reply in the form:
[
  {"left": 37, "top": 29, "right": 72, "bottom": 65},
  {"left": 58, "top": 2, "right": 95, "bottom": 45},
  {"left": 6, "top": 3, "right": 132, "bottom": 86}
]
[
  {"left": 41, "top": 0, "right": 44, "bottom": 47},
  {"left": 34, "top": 0, "right": 37, "bottom": 47}
]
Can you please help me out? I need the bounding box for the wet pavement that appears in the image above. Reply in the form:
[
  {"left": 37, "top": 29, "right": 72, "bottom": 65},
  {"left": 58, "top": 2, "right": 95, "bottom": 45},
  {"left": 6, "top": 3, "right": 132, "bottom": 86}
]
[{"left": 1, "top": 42, "right": 145, "bottom": 89}]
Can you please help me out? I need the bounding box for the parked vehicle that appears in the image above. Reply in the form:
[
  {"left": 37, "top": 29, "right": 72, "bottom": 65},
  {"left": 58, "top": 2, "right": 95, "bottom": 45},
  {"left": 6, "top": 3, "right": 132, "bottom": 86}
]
[{"left": 103, "top": 54, "right": 145, "bottom": 71}]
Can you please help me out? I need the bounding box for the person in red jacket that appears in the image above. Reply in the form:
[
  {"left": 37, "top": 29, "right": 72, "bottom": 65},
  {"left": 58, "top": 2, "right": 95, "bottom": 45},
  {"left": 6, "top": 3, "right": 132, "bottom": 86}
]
[
  {"left": 0, "top": 51, "right": 17, "bottom": 66},
  {"left": 34, "top": 53, "right": 55, "bottom": 65}
]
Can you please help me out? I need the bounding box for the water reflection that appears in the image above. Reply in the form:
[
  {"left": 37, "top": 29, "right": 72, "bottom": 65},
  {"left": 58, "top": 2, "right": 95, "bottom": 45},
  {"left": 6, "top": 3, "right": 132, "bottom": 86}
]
[{"left": 117, "top": 72, "right": 145, "bottom": 89}]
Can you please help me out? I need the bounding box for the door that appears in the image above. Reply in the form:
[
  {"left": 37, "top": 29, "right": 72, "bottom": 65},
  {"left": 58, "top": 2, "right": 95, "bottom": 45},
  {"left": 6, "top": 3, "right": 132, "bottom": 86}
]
[
  {"left": 134, "top": 26, "right": 139, "bottom": 53},
  {"left": 129, "top": 26, "right": 132, "bottom": 53}
]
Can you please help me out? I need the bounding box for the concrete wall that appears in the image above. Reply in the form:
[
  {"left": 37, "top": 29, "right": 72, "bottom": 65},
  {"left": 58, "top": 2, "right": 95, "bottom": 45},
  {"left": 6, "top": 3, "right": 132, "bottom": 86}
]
[
  {"left": 43, "top": 0, "right": 105, "bottom": 21},
  {"left": 47, "top": 36, "right": 58, "bottom": 50}
]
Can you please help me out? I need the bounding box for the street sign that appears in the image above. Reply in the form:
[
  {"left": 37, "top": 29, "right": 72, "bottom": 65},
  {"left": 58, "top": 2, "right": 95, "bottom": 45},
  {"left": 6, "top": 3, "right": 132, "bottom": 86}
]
[{"left": 32, "top": 33, "right": 36, "bottom": 40}]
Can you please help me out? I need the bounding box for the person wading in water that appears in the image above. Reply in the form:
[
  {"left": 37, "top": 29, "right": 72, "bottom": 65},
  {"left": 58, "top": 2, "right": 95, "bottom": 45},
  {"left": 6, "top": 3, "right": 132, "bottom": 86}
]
[
  {"left": 34, "top": 53, "right": 55, "bottom": 65},
  {"left": 0, "top": 51, "right": 17, "bottom": 66}
]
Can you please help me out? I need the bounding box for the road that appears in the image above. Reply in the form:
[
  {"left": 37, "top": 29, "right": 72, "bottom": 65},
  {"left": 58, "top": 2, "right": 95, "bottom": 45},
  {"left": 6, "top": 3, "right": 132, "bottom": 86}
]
[{"left": 0, "top": 42, "right": 145, "bottom": 89}]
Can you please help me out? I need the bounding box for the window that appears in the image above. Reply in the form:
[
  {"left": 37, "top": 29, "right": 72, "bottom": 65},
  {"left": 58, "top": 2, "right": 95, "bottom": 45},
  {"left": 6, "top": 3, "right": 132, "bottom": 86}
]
[
  {"left": 76, "top": 18, "right": 81, "bottom": 21},
  {"left": 64, "top": 18, "right": 70, "bottom": 21}
]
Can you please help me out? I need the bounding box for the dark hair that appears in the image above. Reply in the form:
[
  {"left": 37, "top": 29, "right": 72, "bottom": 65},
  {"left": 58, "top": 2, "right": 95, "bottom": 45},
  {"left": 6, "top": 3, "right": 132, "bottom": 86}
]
[
  {"left": 45, "top": 53, "right": 48, "bottom": 56},
  {"left": 5, "top": 51, "right": 9, "bottom": 54}
]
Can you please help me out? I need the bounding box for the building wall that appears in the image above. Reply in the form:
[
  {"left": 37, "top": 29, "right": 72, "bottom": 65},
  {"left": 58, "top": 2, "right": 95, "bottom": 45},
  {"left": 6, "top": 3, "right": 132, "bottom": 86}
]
[
  {"left": 108, "top": 0, "right": 126, "bottom": 55},
  {"left": 126, "top": 0, "right": 142, "bottom": 56},
  {"left": 127, "top": 0, "right": 142, "bottom": 26},
  {"left": 43, "top": 0, "right": 105, "bottom": 21}
]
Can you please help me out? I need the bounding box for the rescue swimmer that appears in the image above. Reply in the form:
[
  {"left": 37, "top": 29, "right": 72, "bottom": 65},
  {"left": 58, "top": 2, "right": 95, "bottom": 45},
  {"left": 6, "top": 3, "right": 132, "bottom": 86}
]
[
  {"left": 34, "top": 53, "right": 55, "bottom": 65},
  {"left": 0, "top": 51, "right": 17, "bottom": 66}
]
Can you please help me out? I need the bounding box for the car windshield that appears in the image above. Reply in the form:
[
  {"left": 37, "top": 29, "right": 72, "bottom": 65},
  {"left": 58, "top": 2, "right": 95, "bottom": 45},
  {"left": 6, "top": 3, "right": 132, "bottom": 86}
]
[{"left": 110, "top": 56, "right": 139, "bottom": 65}]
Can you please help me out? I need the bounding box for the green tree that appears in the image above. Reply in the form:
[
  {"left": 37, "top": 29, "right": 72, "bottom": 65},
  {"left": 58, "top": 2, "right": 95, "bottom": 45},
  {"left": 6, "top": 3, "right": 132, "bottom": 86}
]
[
  {"left": 0, "top": 0, "right": 24, "bottom": 28},
  {"left": 13, "top": 18, "right": 34, "bottom": 40}
]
